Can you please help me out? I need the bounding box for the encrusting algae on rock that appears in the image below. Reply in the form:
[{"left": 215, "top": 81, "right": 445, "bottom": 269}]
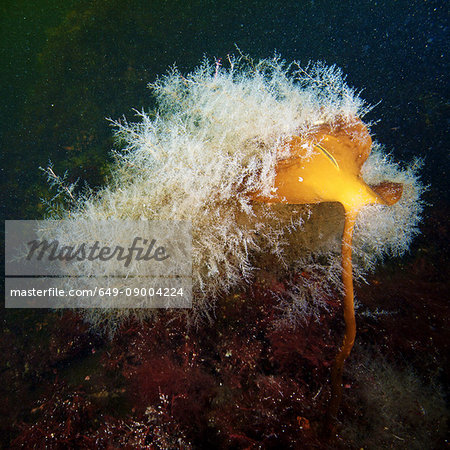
[{"left": 48, "top": 53, "right": 424, "bottom": 340}]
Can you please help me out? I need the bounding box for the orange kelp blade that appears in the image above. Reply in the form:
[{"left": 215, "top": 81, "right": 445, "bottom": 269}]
[
  {"left": 250, "top": 118, "right": 403, "bottom": 430},
  {"left": 252, "top": 119, "right": 395, "bottom": 211}
]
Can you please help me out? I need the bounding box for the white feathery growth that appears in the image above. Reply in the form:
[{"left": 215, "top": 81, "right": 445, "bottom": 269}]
[{"left": 47, "top": 54, "right": 424, "bottom": 330}]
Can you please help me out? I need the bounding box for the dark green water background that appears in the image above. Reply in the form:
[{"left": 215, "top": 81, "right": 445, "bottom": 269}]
[{"left": 1, "top": 0, "right": 448, "bottom": 221}]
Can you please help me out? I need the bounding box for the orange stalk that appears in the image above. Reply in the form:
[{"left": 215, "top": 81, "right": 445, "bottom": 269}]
[{"left": 327, "top": 209, "right": 358, "bottom": 428}]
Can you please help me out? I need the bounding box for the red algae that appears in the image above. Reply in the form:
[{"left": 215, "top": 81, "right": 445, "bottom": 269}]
[{"left": 3, "top": 205, "right": 448, "bottom": 448}]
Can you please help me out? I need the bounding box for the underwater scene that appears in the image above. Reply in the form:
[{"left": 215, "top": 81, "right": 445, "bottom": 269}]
[{"left": 0, "top": 0, "right": 448, "bottom": 448}]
